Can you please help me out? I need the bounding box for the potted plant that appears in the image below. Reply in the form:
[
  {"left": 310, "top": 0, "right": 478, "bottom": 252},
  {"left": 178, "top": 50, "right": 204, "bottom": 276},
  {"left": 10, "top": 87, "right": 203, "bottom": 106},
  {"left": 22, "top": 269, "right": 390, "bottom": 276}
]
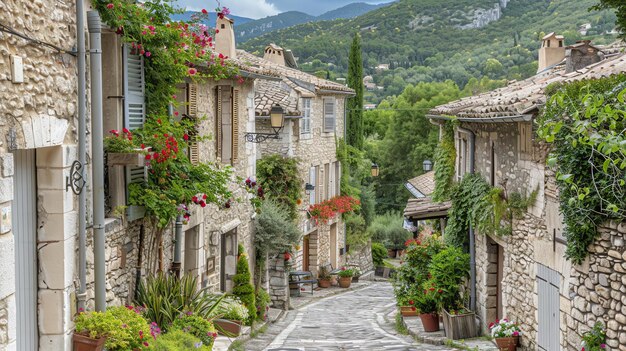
[
  {"left": 337, "top": 267, "right": 354, "bottom": 288},
  {"left": 318, "top": 266, "right": 332, "bottom": 288},
  {"left": 73, "top": 311, "right": 109, "bottom": 351},
  {"left": 213, "top": 299, "right": 249, "bottom": 337},
  {"left": 580, "top": 321, "right": 607, "bottom": 351},
  {"left": 399, "top": 298, "right": 419, "bottom": 317},
  {"left": 104, "top": 129, "right": 150, "bottom": 167},
  {"left": 442, "top": 307, "right": 477, "bottom": 340},
  {"left": 351, "top": 267, "right": 362, "bottom": 282},
  {"left": 489, "top": 319, "right": 521, "bottom": 351},
  {"left": 414, "top": 285, "right": 442, "bottom": 332}
]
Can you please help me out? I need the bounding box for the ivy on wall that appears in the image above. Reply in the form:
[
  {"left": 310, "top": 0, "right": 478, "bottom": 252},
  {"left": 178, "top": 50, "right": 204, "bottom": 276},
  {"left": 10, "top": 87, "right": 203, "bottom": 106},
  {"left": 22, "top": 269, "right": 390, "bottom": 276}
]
[
  {"left": 432, "top": 120, "right": 457, "bottom": 202},
  {"left": 256, "top": 154, "right": 302, "bottom": 220},
  {"left": 537, "top": 75, "right": 626, "bottom": 264}
]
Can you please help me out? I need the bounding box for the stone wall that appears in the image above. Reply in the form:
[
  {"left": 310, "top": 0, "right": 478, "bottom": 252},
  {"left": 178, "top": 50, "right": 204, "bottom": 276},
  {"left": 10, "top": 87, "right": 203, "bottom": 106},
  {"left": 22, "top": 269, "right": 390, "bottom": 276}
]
[
  {"left": 346, "top": 242, "right": 374, "bottom": 274},
  {"left": 268, "top": 258, "right": 289, "bottom": 310},
  {"left": 566, "top": 221, "right": 626, "bottom": 350}
]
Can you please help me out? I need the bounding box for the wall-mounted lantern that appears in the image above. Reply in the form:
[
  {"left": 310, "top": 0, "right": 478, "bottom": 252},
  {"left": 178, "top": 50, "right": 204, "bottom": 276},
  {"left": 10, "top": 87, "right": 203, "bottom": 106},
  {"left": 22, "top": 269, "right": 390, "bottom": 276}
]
[{"left": 245, "top": 104, "right": 285, "bottom": 143}]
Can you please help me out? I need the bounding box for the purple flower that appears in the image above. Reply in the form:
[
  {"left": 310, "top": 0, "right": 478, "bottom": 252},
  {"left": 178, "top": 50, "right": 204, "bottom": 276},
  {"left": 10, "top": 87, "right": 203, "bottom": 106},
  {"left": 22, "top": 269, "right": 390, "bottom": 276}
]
[{"left": 601, "top": 344, "right": 607, "bottom": 349}]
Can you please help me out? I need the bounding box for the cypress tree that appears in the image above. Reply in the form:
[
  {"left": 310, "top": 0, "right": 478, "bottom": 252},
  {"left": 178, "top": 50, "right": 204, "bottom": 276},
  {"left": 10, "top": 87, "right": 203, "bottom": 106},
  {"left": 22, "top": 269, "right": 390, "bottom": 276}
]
[
  {"left": 232, "top": 245, "right": 256, "bottom": 325},
  {"left": 347, "top": 33, "right": 364, "bottom": 149}
]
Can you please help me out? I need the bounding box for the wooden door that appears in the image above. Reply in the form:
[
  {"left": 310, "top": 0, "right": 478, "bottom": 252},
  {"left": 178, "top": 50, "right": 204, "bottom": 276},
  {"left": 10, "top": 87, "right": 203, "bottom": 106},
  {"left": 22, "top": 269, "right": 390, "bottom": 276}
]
[
  {"left": 497, "top": 244, "right": 504, "bottom": 319},
  {"left": 303, "top": 235, "right": 310, "bottom": 271},
  {"left": 220, "top": 229, "right": 237, "bottom": 292}
]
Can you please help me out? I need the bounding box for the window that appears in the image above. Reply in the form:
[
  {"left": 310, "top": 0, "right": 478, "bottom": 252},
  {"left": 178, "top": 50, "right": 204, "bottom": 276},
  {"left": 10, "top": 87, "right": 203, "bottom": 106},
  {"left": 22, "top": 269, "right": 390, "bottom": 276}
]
[
  {"left": 301, "top": 98, "right": 311, "bottom": 135},
  {"left": 323, "top": 97, "right": 335, "bottom": 133},
  {"left": 324, "top": 163, "right": 330, "bottom": 200},
  {"left": 216, "top": 85, "right": 240, "bottom": 165}
]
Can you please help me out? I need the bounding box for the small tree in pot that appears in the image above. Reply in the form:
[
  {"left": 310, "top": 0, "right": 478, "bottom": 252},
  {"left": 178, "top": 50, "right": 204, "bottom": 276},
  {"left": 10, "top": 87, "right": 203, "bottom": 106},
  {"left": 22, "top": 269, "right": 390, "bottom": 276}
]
[{"left": 318, "top": 265, "right": 332, "bottom": 288}]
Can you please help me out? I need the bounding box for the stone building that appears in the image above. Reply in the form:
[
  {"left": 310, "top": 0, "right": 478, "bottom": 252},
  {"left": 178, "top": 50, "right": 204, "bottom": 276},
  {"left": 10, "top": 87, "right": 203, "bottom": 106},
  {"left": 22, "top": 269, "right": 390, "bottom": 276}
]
[
  {"left": 426, "top": 37, "right": 626, "bottom": 350},
  {"left": 234, "top": 44, "right": 355, "bottom": 278},
  {"left": 0, "top": 2, "right": 269, "bottom": 350}
]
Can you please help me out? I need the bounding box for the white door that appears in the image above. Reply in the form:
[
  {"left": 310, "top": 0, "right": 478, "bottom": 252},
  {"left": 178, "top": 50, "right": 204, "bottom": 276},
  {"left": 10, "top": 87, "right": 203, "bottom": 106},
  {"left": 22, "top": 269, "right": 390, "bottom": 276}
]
[
  {"left": 13, "top": 150, "right": 38, "bottom": 351},
  {"left": 537, "top": 264, "right": 560, "bottom": 351}
]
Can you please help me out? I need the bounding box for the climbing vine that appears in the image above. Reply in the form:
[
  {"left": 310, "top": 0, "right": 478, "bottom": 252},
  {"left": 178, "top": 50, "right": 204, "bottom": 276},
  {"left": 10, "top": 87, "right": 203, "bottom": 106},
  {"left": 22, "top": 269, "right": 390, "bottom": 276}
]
[
  {"left": 256, "top": 154, "right": 302, "bottom": 220},
  {"left": 445, "top": 173, "right": 538, "bottom": 250},
  {"left": 537, "top": 75, "right": 626, "bottom": 264},
  {"left": 432, "top": 119, "right": 457, "bottom": 202}
]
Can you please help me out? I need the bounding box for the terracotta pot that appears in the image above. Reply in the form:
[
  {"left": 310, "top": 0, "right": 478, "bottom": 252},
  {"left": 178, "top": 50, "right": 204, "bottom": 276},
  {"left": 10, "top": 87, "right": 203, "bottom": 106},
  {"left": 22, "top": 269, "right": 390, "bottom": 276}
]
[
  {"left": 338, "top": 276, "right": 352, "bottom": 288},
  {"left": 214, "top": 319, "right": 243, "bottom": 337},
  {"left": 494, "top": 336, "right": 519, "bottom": 351},
  {"left": 318, "top": 279, "right": 331, "bottom": 288},
  {"left": 400, "top": 306, "right": 418, "bottom": 317},
  {"left": 73, "top": 333, "right": 106, "bottom": 351},
  {"left": 419, "top": 313, "right": 440, "bottom": 332},
  {"left": 388, "top": 249, "right": 397, "bottom": 258}
]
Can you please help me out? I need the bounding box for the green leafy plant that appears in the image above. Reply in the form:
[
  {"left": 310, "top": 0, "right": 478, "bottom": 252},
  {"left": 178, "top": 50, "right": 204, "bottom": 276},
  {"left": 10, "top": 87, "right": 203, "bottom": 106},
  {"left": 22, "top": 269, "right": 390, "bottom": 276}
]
[
  {"left": 432, "top": 119, "right": 457, "bottom": 202},
  {"left": 74, "top": 306, "right": 153, "bottom": 350},
  {"left": 104, "top": 128, "right": 141, "bottom": 153},
  {"left": 580, "top": 321, "right": 607, "bottom": 351},
  {"left": 318, "top": 265, "right": 332, "bottom": 280},
  {"left": 212, "top": 297, "right": 250, "bottom": 321},
  {"left": 337, "top": 267, "right": 355, "bottom": 278},
  {"left": 255, "top": 288, "right": 271, "bottom": 321},
  {"left": 426, "top": 246, "right": 470, "bottom": 311},
  {"left": 368, "top": 213, "right": 412, "bottom": 250},
  {"left": 445, "top": 173, "right": 492, "bottom": 249},
  {"left": 152, "top": 329, "right": 212, "bottom": 351},
  {"left": 232, "top": 249, "right": 256, "bottom": 325},
  {"left": 537, "top": 75, "right": 626, "bottom": 263},
  {"left": 412, "top": 283, "right": 442, "bottom": 314},
  {"left": 371, "top": 242, "right": 387, "bottom": 267},
  {"left": 171, "top": 313, "right": 217, "bottom": 348},
  {"left": 254, "top": 200, "right": 302, "bottom": 259},
  {"left": 135, "top": 273, "right": 224, "bottom": 330},
  {"left": 256, "top": 154, "right": 302, "bottom": 220}
]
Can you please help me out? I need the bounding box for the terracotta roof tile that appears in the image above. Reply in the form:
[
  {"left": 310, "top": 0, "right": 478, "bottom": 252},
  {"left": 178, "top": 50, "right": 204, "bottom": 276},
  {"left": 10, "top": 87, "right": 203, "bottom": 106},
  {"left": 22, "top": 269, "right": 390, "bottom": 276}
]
[
  {"left": 407, "top": 172, "right": 435, "bottom": 197},
  {"left": 404, "top": 198, "right": 451, "bottom": 220}
]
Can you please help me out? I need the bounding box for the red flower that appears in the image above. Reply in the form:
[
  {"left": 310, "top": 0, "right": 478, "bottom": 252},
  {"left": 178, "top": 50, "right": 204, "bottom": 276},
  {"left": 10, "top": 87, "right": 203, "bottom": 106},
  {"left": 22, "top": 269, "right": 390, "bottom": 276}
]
[
  {"left": 145, "top": 154, "right": 152, "bottom": 160},
  {"left": 408, "top": 300, "right": 414, "bottom": 305},
  {"left": 202, "top": 194, "right": 207, "bottom": 200},
  {"left": 284, "top": 252, "right": 291, "bottom": 260},
  {"left": 174, "top": 111, "right": 179, "bottom": 116},
  {"left": 488, "top": 322, "right": 495, "bottom": 329},
  {"left": 106, "top": 3, "right": 114, "bottom": 9},
  {"left": 192, "top": 196, "right": 198, "bottom": 203},
  {"left": 188, "top": 68, "right": 197, "bottom": 75},
  {"left": 437, "top": 289, "right": 443, "bottom": 293},
  {"left": 200, "top": 201, "right": 206, "bottom": 208},
  {"left": 183, "top": 134, "right": 189, "bottom": 141},
  {"left": 140, "top": 143, "right": 145, "bottom": 149},
  {"left": 201, "top": 8, "right": 208, "bottom": 14},
  {"left": 411, "top": 306, "right": 416, "bottom": 311}
]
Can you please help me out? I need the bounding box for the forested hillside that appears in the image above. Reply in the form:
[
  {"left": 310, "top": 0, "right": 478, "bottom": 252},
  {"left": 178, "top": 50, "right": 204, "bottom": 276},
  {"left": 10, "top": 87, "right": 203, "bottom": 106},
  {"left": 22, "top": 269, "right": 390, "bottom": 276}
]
[{"left": 241, "top": 0, "right": 616, "bottom": 102}]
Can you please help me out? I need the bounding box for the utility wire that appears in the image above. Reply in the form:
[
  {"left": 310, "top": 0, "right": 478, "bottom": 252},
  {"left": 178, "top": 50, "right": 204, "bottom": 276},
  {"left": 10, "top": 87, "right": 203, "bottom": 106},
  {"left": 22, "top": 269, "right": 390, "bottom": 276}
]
[{"left": 0, "top": 22, "right": 76, "bottom": 56}]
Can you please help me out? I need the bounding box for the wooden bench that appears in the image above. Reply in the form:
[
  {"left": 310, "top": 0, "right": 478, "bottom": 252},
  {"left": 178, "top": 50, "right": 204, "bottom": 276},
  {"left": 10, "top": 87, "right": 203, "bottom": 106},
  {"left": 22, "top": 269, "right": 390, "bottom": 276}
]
[{"left": 289, "top": 271, "right": 317, "bottom": 295}]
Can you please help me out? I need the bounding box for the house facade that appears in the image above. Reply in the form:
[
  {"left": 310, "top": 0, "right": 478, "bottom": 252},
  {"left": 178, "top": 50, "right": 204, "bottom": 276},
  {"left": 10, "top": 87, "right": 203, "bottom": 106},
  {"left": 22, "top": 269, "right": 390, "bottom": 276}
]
[
  {"left": 0, "top": 3, "right": 264, "bottom": 350},
  {"left": 234, "top": 44, "right": 355, "bottom": 277},
  {"left": 428, "top": 38, "right": 626, "bottom": 350}
]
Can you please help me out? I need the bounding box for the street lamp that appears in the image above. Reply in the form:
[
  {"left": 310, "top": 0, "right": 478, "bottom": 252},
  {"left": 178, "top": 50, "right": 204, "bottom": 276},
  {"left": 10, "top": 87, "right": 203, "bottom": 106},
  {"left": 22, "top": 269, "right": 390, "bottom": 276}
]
[
  {"left": 423, "top": 159, "right": 433, "bottom": 172},
  {"left": 245, "top": 104, "right": 285, "bottom": 143},
  {"left": 270, "top": 104, "right": 285, "bottom": 134},
  {"left": 371, "top": 163, "right": 380, "bottom": 177}
]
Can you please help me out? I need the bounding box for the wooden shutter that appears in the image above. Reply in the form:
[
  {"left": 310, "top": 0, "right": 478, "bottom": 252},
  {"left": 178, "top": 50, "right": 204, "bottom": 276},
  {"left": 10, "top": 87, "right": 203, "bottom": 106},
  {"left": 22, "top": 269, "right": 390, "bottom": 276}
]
[
  {"left": 123, "top": 45, "right": 146, "bottom": 200},
  {"left": 335, "top": 162, "right": 341, "bottom": 196},
  {"left": 309, "top": 167, "right": 316, "bottom": 205},
  {"left": 187, "top": 84, "right": 199, "bottom": 165},
  {"left": 316, "top": 165, "right": 322, "bottom": 203},
  {"left": 323, "top": 97, "right": 335, "bottom": 133},
  {"left": 216, "top": 86, "right": 223, "bottom": 160},
  {"left": 324, "top": 163, "right": 330, "bottom": 200},
  {"left": 232, "top": 88, "right": 239, "bottom": 162}
]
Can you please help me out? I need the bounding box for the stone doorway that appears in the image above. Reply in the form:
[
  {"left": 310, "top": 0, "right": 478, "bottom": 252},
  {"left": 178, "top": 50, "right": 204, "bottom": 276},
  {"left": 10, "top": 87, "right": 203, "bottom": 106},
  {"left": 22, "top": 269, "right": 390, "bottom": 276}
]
[
  {"left": 485, "top": 236, "right": 502, "bottom": 322},
  {"left": 220, "top": 229, "right": 237, "bottom": 292}
]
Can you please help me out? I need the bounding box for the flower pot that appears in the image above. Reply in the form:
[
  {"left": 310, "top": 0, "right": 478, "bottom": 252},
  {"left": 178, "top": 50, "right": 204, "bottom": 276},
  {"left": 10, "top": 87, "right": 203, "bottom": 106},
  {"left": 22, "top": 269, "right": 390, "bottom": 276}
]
[
  {"left": 442, "top": 309, "right": 478, "bottom": 340},
  {"left": 400, "top": 306, "right": 418, "bottom": 317},
  {"left": 214, "top": 319, "right": 243, "bottom": 337},
  {"left": 494, "top": 336, "right": 519, "bottom": 351},
  {"left": 318, "top": 279, "right": 331, "bottom": 288},
  {"left": 388, "top": 249, "right": 397, "bottom": 258},
  {"left": 338, "top": 276, "right": 352, "bottom": 288},
  {"left": 73, "top": 333, "right": 106, "bottom": 351},
  {"left": 419, "top": 313, "right": 440, "bottom": 332}
]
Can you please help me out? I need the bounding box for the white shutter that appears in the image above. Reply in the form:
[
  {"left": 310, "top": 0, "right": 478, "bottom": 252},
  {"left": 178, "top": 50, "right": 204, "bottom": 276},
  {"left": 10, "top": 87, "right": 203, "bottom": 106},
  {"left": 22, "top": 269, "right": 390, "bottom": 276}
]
[
  {"left": 323, "top": 97, "right": 335, "bottom": 133},
  {"left": 324, "top": 163, "right": 330, "bottom": 200},
  {"left": 335, "top": 162, "right": 341, "bottom": 196},
  {"left": 123, "top": 45, "right": 146, "bottom": 213},
  {"left": 309, "top": 167, "right": 316, "bottom": 205},
  {"left": 301, "top": 98, "right": 311, "bottom": 134}
]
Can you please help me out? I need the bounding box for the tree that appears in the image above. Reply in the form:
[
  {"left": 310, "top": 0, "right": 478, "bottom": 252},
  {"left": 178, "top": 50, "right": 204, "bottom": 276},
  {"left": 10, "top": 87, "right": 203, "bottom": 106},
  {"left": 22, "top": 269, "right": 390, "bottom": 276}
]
[
  {"left": 347, "top": 33, "right": 364, "bottom": 149},
  {"left": 232, "top": 245, "right": 256, "bottom": 325},
  {"left": 593, "top": 0, "right": 626, "bottom": 39}
]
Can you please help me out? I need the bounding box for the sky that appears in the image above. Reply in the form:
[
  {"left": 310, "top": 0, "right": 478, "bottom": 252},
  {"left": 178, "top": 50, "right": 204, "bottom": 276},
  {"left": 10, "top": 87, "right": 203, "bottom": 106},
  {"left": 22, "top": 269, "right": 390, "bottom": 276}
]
[{"left": 175, "top": 0, "right": 395, "bottom": 19}]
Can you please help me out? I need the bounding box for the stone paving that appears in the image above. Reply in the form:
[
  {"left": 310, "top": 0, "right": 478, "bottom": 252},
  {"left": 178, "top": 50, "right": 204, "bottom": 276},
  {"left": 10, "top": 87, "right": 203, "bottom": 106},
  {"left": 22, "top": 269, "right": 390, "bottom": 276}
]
[{"left": 243, "top": 282, "right": 461, "bottom": 351}]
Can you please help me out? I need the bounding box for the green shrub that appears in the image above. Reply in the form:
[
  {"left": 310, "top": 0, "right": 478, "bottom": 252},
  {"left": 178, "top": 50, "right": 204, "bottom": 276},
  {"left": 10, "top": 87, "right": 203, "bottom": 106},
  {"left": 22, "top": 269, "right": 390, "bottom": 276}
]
[
  {"left": 232, "top": 250, "right": 256, "bottom": 325},
  {"left": 135, "top": 273, "right": 224, "bottom": 330},
  {"left": 254, "top": 201, "right": 301, "bottom": 259},
  {"left": 256, "top": 154, "right": 302, "bottom": 220},
  {"left": 427, "top": 246, "right": 470, "bottom": 311},
  {"left": 152, "top": 329, "right": 211, "bottom": 351},
  {"left": 74, "top": 306, "right": 153, "bottom": 350},
  {"left": 337, "top": 268, "right": 355, "bottom": 278},
  {"left": 171, "top": 313, "right": 216, "bottom": 348},
  {"left": 211, "top": 297, "right": 250, "bottom": 321},
  {"left": 368, "top": 213, "right": 411, "bottom": 250},
  {"left": 371, "top": 242, "right": 387, "bottom": 267},
  {"left": 255, "top": 288, "right": 271, "bottom": 321}
]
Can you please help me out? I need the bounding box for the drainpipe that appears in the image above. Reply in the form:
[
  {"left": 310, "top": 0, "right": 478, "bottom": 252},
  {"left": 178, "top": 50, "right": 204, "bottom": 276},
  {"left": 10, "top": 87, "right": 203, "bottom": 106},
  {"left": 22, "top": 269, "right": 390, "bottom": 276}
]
[
  {"left": 76, "top": 0, "right": 87, "bottom": 311},
  {"left": 88, "top": 11, "right": 106, "bottom": 312},
  {"left": 172, "top": 215, "right": 183, "bottom": 277},
  {"left": 457, "top": 125, "right": 476, "bottom": 312}
]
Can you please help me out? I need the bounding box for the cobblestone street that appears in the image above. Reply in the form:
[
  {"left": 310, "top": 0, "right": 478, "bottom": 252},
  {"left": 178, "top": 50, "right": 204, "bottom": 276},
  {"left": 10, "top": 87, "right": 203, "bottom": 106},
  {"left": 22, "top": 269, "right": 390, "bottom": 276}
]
[{"left": 243, "top": 282, "right": 458, "bottom": 351}]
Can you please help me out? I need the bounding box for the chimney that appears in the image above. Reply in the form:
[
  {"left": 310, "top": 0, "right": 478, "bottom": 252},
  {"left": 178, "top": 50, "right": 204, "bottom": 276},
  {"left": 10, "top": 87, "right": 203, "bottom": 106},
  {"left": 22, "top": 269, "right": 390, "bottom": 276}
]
[
  {"left": 537, "top": 32, "right": 565, "bottom": 73},
  {"left": 565, "top": 40, "right": 602, "bottom": 73},
  {"left": 263, "top": 43, "right": 298, "bottom": 68},
  {"left": 214, "top": 16, "right": 236, "bottom": 59}
]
